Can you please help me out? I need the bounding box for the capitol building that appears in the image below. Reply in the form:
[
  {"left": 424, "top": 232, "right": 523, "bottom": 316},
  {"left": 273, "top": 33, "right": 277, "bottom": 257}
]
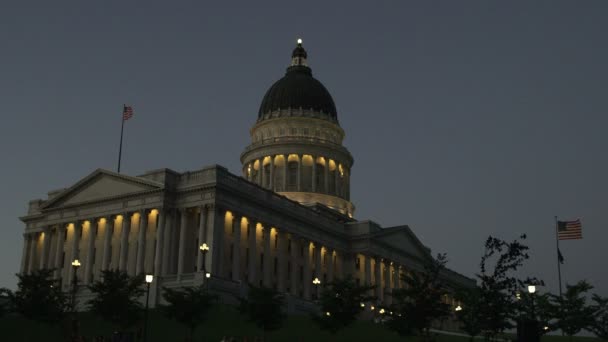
[{"left": 19, "top": 41, "right": 474, "bottom": 311}]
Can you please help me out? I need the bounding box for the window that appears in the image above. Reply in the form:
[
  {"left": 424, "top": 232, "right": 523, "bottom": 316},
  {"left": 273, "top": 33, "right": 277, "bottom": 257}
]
[
  {"left": 245, "top": 248, "right": 249, "bottom": 267},
  {"left": 274, "top": 235, "right": 278, "bottom": 250},
  {"left": 274, "top": 258, "right": 278, "bottom": 275},
  {"left": 260, "top": 254, "right": 264, "bottom": 271}
]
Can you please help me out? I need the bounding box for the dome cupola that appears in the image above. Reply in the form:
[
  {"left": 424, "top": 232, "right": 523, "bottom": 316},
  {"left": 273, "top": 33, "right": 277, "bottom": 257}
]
[
  {"left": 241, "top": 39, "right": 355, "bottom": 217},
  {"left": 257, "top": 40, "right": 338, "bottom": 123}
]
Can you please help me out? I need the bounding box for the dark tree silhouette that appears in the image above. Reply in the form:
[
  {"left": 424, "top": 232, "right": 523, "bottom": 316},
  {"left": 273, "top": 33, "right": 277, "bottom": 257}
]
[
  {"left": 471, "top": 235, "right": 535, "bottom": 340},
  {"left": 591, "top": 294, "right": 608, "bottom": 340},
  {"left": 454, "top": 286, "right": 484, "bottom": 341},
  {"left": 0, "top": 287, "right": 13, "bottom": 317},
  {"left": 388, "top": 253, "right": 451, "bottom": 340},
  {"left": 312, "top": 275, "right": 376, "bottom": 334},
  {"left": 12, "top": 269, "right": 69, "bottom": 324},
  {"left": 239, "top": 284, "right": 285, "bottom": 340},
  {"left": 161, "top": 284, "right": 217, "bottom": 341},
  {"left": 87, "top": 270, "right": 144, "bottom": 331},
  {"left": 551, "top": 280, "right": 595, "bottom": 339}
]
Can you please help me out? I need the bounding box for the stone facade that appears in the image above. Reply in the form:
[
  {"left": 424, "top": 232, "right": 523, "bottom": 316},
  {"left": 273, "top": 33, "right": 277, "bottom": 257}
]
[
  {"left": 19, "top": 165, "right": 473, "bottom": 311},
  {"left": 18, "top": 40, "right": 475, "bottom": 313}
]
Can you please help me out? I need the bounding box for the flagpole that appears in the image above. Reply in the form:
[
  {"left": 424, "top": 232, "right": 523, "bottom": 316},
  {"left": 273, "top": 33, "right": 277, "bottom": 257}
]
[
  {"left": 117, "top": 105, "right": 125, "bottom": 174},
  {"left": 554, "top": 215, "right": 563, "bottom": 298}
]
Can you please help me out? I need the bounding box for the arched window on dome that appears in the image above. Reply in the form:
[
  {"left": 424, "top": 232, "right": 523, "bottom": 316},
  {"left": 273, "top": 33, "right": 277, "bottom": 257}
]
[
  {"left": 315, "top": 157, "right": 326, "bottom": 193},
  {"left": 252, "top": 160, "right": 260, "bottom": 184},
  {"left": 301, "top": 155, "right": 313, "bottom": 192},
  {"left": 273, "top": 155, "right": 285, "bottom": 191},
  {"left": 262, "top": 156, "right": 272, "bottom": 188},
  {"left": 287, "top": 154, "right": 299, "bottom": 191},
  {"left": 328, "top": 159, "right": 337, "bottom": 195}
]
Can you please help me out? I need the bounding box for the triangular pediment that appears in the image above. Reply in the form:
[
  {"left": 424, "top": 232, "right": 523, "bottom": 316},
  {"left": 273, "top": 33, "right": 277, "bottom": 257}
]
[
  {"left": 373, "top": 226, "right": 433, "bottom": 262},
  {"left": 42, "top": 169, "right": 162, "bottom": 209}
]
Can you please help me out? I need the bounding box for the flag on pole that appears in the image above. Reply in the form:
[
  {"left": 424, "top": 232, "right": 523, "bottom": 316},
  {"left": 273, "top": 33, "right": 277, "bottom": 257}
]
[
  {"left": 123, "top": 105, "right": 134, "bottom": 121},
  {"left": 558, "top": 249, "right": 564, "bottom": 264},
  {"left": 557, "top": 219, "right": 583, "bottom": 240}
]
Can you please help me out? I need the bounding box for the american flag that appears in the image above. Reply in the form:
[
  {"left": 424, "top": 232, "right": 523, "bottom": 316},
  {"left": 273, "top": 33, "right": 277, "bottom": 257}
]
[
  {"left": 123, "top": 105, "right": 134, "bottom": 121},
  {"left": 557, "top": 219, "right": 583, "bottom": 240}
]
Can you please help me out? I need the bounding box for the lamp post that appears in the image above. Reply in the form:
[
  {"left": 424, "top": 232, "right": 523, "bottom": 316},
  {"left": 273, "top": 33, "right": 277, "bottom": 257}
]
[
  {"left": 70, "top": 259, "right": 81, "bottom": 338},
  {"left": 70, "top": 259, "right": 81, "bottom": 311},
  {"left": 143, "top": 275, "right": 153, "bottom": 342},
  {"left": 199, "top": 243, "right": 210, "bottom": 288},
  {"left": 312, "top": 277, "right": 321, "bottom": 300}
]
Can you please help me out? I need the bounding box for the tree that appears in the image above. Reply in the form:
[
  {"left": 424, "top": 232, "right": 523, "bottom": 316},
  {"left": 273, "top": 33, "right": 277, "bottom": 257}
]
[
  {"left": 454, "top": 286, "right": 484, "bottom": 341},
  {"left": 591, "top": 294, "right": 608, "bottom": 340},
  {"left": 87, "top": 270, "right": 144, "bottom": 331},
  {"left": 0, "top": 287, "right": 14, "bottom": 317},
  {"left": 161, "top": 284, "right": 217, "bottom": 341},
  {"left": 471, "top": 235, "right": 534, "bottom": 340},
  {"left": 312, "top": 275, "right": 376, "bottom": 334},
  {"left": 12, "top": 269, "right": 69, "bottom": 324},
  {"left": 551, "top": 280, "right": 595, "bottom": 339},
  {"left": 515, "top": 289, "right": 555, "bottom": 338},
  {"left": 239, "top": 284, "right": 285, "bottom": 340},
  {"left": 388, "top": 253, "right": 451, "bottom": 340}
]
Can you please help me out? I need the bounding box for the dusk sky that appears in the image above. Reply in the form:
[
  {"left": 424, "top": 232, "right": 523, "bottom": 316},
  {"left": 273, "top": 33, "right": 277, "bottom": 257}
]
[{"left": 1, "top": 1, "right": 606, "bottom": 296}]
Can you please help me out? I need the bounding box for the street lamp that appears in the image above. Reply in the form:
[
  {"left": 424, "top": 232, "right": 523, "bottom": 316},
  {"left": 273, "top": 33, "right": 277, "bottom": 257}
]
[
  {"left": 455, "top": 305, "right": 463, "bottom": 312},
  {"left": 70, "top": 259, "right": 81, "bottom": 339},
  {"left": 199, "top": 243, "right": 210, "bottom": 288},
  {"left": 143, "top": 275, "right": 153, "bottom": 342},
  {"left": 312, "top": 277, "right": 321, "bottom": 300},
  {"left": 71, "top": 259, "right": 81, "bottom": 311},
  {"left": 528, "top": 285, "right": 536, "bottom": 294}
]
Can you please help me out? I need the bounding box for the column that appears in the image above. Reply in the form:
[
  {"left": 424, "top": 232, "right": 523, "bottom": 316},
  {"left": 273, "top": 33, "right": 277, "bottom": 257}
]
[
  {"left": 27, "top": 233, "right": 37, "bottom": 274},
  {"left": 196, "top": 206, "right": 206, "bottom": 272},
  {"left": 334, "top": 164, "right": 340, "bottom": 196},
  {"left": 289, "top": 236, "right": 298, "bottom": 296},
  {"left": 40, "top": 227, "right": 51, "bottom": 270},
  {"left": 136, "top": 210, "right": 149, "bottom": 275},
  {"left": 247, "top": 220, "right": 257, "bottom": 284},
  {"left": 206, "top": 206, "right": 222, "bottom": 276},
  {"left": 69, "top": 222, "right": 81, "bottom": 282},
  {"left": 364, "top": 255, "right": 372, "bottom": 287},
  {"left": 324, "top": 158, "right": 329, "bottom": 193},
  {"left": 177, "top": 208, "right": 188, "bottom": 277},
  {"left": 54, "top": 225, "right": 66, "bottom": 278},
  {"left": 384, "top": 261, "right": 392, "bottom": 305},
  {"left": 282, "top": 154, "right": 288, "bottom": 191},
  {"left": 257, "top": 159, "right": 263, "bottom": 185},
  {"left": 327, "top": 249, "right": 334, "bottom": 283},
  {"left": 269, "top": 156, "right": 274, "bottom": 189},
  {"left": 312, "top": 156, "right": 317, "bottom": 192},
  {"left": 161, "top": 210, "right": 174, "bottom": 275},
  {"left": 102, "top": 217, "right": 113, "bottom": 271},
  {"left": 314, "top": 244, "right": 322, "bottom": 279},
  {"left": 232, "top": 215, "right": 241, "bottom": 281},
  {"left": 342, "top": 252, "right": 355, "bottom": 278},
  {"left": 153, "top": 210, "right": 165, "bottom": 276},
  {"left": 262, "top": 226, "right": 271, "bottom": 287},
  {"left": 119, "top": 214, "right": 131, "bottom": 271},
  {"left": 393, "top": 265, "right": 400, "bottom": 289},
  {"left": 84, "top": 219, "right": 98, "bottom": 284},
  {"left": 302, "top": 240, "right": 312, "bottom": 300},
  {"left": 277, "top": 230, "right": 288, "bottom": 292},
  {"left": 20, "top": 234, "right": 29, "bottom": 274},
  {"left": 297, "top": 156, "right": 302, "bottom": 191},
  {"left": 374, "top": 257, "right": 382, "bottom": 301}
]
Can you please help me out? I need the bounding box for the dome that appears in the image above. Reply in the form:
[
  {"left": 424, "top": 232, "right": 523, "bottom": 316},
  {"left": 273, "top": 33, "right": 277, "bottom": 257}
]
[{"left": 258, "top": 42, "right": 338, "bottom": 121}]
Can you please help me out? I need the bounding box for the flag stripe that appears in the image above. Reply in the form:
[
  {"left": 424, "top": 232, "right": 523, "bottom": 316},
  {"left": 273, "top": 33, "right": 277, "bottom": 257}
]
[
  {"left": 557, "top": 219, "right": 583, "bottom": 240},
  {"left": 123, "top": 106, "right": 134, "bottom": 121}
]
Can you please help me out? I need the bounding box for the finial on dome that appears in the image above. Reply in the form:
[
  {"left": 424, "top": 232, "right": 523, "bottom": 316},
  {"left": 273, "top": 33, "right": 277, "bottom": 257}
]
[{"left": 291, "top": 38, "right": 308, "bottom": 66}]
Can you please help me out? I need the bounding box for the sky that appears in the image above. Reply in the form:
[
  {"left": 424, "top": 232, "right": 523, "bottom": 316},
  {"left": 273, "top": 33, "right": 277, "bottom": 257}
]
[{"left": 0, "top": 1, "right": 606, "bottom": 296}]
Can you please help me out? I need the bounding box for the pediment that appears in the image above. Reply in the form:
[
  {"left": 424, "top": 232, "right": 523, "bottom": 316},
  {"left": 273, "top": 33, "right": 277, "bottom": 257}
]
[
  {"left": 42, "top": 169, "right": 162, "bottom": 209},
  {"left": 373, "top": 227, "right": 433, "bottom": 262}
]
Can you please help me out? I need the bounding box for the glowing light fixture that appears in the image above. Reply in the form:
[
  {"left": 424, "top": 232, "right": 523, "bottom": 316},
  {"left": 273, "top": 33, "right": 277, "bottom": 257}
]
[
  {"left": 297, "top": 38, "right": 303, "bottom": 44},
  {"left": 312, "top": 277, "right": 321, "bottom": 285},
  {"left": 325, "top": 311, "right": 331, "bottom": 317},
  {"left": 205, "top": 272, "right": 211, "bottom": 278},
  {"left": 71, "top": 259, "right": 81, "bottom": 268},
  {"left": 455, "top": 305, "right": 463, "bottom": 312},
  {"left": 145, "top": 275, "right": 153, "bottom": 284},
  {"left": 199, "top": 243, "right": 210, "bottom": 252},
  {"left": 360, "top": 303, "right": 365, "bottom": 308},
  {"left": 528, "top": 285, "right": 536, "bottom": 294}
]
